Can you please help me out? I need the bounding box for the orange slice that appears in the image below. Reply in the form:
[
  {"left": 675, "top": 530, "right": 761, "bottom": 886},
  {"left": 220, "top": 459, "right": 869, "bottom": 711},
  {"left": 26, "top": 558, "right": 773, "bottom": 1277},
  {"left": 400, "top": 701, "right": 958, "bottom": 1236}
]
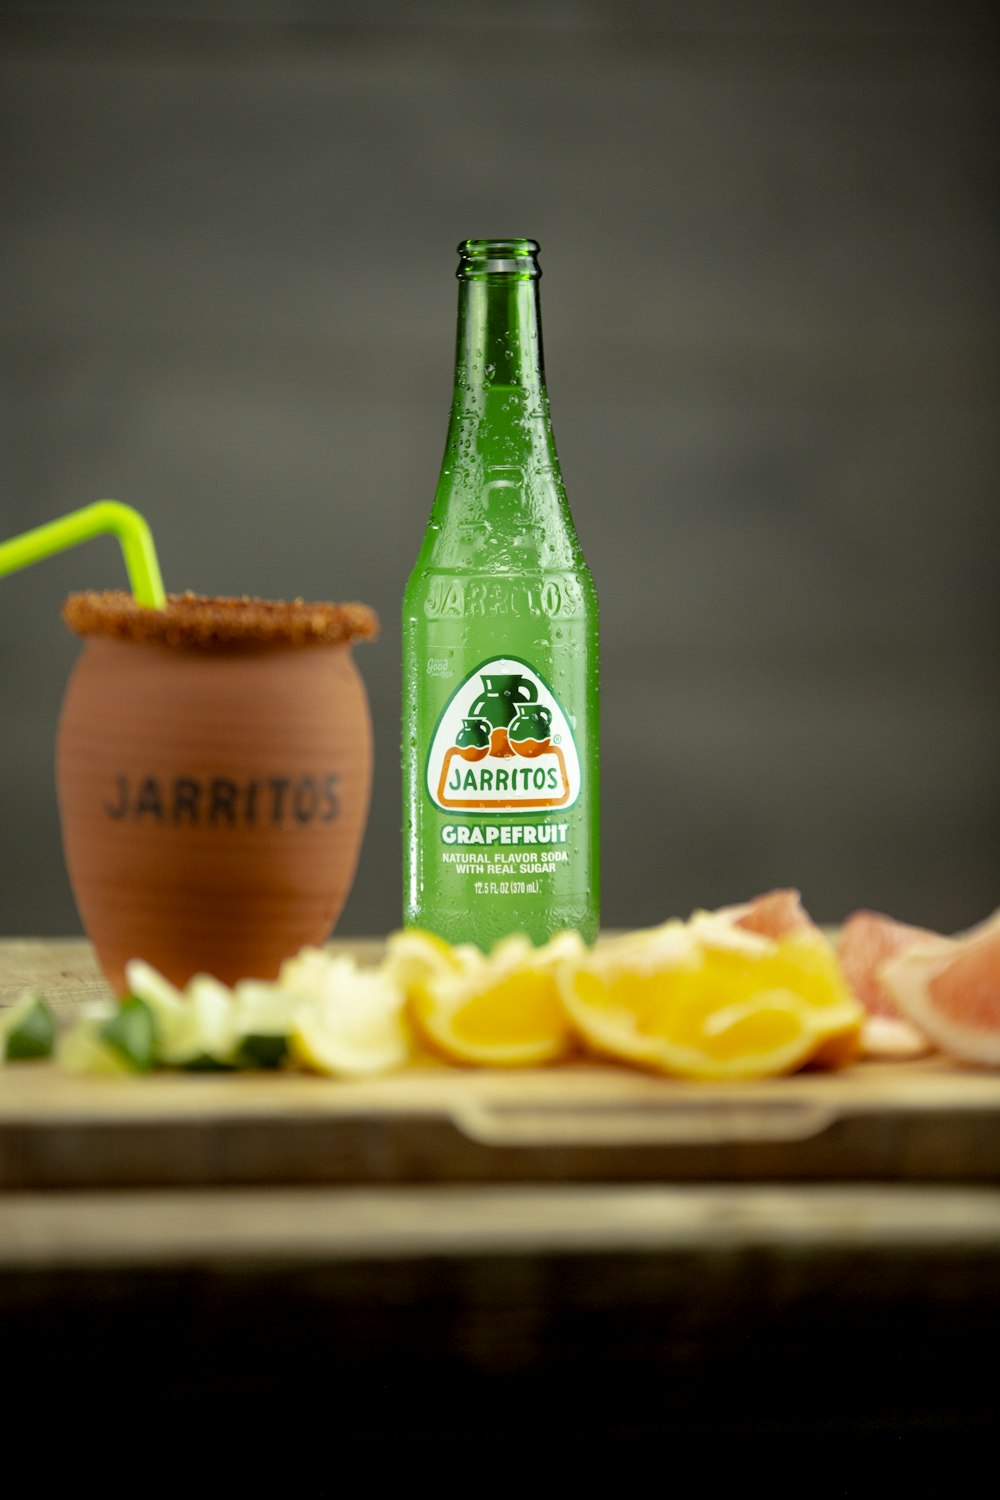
[
  {"left": 560, "top": 926, "right": 862, "bottom": 1081},
  {"left": 409, "top": 930, "right": 584, "bottom": 1068}
]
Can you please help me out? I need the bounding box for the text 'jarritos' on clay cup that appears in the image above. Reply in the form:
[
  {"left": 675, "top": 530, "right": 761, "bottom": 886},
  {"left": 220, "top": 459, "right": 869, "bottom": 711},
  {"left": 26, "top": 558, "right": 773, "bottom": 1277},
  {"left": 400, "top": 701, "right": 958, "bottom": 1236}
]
[{"left": 57, "top": 591, "right": 378, "bottom": 994}]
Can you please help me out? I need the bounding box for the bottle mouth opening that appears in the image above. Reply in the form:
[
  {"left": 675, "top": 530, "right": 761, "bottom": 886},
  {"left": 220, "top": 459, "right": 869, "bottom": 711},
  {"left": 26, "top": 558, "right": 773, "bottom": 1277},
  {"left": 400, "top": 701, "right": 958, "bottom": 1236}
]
[{"left": 457, "top": 238, "right": 540, "bottom": 279}]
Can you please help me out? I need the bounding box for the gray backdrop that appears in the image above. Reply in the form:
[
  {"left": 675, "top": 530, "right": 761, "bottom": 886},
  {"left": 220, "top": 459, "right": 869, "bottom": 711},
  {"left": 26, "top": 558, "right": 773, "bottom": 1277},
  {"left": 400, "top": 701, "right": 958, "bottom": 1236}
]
[{"left": 1, "top": 0, "right": 997, "bottom": 939}]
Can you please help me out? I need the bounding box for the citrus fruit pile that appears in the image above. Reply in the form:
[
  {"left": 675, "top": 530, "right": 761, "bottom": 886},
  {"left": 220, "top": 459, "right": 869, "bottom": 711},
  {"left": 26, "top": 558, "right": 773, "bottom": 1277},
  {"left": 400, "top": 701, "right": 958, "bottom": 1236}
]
[
  {"left": 53, "top": 952, "right": 413, "bottom": 1078},
  {"left": 391, "top": 914, "right": 863, "bottom": 1080},
  {"left": 3, "top": 890, "right": 997, "bottom": 1079},
  {"left": 32, "top": 895, "right": 862, "bottom": 1081}
]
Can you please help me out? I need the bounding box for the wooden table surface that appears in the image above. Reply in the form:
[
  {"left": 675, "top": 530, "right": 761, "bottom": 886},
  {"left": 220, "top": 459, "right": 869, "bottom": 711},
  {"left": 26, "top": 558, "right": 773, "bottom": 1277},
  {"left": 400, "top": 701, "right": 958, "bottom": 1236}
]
[{"left": 3, "top": 938, "right": 998, "bottom": 1443}]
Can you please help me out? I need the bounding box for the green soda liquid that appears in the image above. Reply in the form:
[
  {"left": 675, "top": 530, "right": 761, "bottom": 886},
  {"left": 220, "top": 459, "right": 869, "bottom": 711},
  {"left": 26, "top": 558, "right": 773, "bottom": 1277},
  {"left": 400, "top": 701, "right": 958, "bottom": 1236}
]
[{"left": 403, "top": 238, "right": 599, "bottom": 948}]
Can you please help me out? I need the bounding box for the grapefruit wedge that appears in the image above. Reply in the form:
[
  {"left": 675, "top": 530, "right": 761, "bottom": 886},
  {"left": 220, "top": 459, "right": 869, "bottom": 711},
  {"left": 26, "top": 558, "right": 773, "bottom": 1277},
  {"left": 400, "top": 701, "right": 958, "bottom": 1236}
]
[
  {"left": 728, "top": 888, "right": 819, "bottom": 941},
  {"left": 881, "top": 910, "right": 1000, "bottom": 1067},
  {"left": 837, "top": 909, "right": 946, "bottom": 1060},
  {"left": 837, "top": 910, "right": 944, "bottom": 1018}
]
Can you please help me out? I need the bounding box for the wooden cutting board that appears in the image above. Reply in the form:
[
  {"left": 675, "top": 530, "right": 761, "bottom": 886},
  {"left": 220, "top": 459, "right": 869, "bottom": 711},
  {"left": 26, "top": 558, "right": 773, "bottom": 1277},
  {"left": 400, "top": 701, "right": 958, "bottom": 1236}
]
[{"left": 1, "top": 939, "right": 998, "bottom": 1190}]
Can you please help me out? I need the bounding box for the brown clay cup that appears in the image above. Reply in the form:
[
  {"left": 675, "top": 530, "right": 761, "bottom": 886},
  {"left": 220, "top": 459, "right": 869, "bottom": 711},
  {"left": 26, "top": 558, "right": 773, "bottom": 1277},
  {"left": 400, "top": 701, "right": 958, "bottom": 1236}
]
[{"left": 56, "top": 591, "right": 378, "bottom": 994}]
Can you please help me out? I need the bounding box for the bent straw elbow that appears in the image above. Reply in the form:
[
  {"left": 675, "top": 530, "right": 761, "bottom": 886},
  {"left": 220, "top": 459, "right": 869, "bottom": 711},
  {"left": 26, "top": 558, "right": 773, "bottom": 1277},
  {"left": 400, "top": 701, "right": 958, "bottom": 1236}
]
[
  {"left": 91, "top": 501, "right": 166, "bottom": 609},
  {"left": 0, "top": 500, "right": 166, "bottom": 610}
]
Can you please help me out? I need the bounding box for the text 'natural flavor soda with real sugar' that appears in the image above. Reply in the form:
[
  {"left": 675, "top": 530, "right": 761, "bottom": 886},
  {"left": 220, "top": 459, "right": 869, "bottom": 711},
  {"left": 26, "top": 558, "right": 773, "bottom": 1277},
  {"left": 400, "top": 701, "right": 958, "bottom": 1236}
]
[{"left": 403, "top": 238, "right": 599, "bottom": 948}]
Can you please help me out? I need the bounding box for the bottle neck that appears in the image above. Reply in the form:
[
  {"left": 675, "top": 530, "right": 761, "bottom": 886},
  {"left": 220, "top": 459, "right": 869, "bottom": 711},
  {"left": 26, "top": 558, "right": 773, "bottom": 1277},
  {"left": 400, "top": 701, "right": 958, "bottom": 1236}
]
[
  {"left": 423, "top": 240, "right": 581, "bottom": 573},
  {"left": 445, "top": 270, "right": 562, "bottom": 494},
  {"left": 452, "top": 274, "right": 548, "bottom": 417}
]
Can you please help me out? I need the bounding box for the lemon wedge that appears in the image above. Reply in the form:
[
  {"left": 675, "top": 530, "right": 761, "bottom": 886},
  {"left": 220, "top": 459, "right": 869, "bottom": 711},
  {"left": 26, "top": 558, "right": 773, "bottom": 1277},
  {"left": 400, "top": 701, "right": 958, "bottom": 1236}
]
[
  {"left": 384, "top": 927, "right": 483, "bottom": 992},
  {"left": 287, "top": 956, "right": 410, "bottom": 1078}
]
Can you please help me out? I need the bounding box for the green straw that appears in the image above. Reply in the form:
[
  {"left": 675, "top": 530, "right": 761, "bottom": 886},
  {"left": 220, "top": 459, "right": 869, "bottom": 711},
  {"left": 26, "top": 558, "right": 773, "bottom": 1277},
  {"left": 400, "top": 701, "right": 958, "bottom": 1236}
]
[{"left": 0, "top": 500, "right": 166, "bottom": 609}]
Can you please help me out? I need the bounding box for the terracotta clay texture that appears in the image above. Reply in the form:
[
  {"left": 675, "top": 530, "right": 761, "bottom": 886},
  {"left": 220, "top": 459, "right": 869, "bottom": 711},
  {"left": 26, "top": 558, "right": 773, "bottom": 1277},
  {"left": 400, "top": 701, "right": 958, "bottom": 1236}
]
[{"left": 56, "top": 594, "right": 376, "bottom": 993}]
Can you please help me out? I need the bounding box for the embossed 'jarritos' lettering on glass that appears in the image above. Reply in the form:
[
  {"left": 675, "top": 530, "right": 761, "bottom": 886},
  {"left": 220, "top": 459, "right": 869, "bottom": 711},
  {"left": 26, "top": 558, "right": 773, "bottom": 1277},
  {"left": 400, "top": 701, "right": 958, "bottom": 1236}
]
[{"left": 403, "top": 239, "right": 600, "bottom": 948}]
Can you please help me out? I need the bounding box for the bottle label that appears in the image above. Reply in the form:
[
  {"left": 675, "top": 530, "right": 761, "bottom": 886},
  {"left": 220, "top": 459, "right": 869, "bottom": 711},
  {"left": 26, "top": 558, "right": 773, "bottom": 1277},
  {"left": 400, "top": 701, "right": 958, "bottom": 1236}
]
[{"left": 426, "top": 655, "right": 581, "bottom": 814}]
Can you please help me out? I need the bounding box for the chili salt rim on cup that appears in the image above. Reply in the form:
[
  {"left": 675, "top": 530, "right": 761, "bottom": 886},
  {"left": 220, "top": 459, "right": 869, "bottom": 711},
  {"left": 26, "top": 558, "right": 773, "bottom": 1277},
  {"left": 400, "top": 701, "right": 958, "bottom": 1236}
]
[{"left": 62, "top": 590, "right": 379, "bottom": 649}]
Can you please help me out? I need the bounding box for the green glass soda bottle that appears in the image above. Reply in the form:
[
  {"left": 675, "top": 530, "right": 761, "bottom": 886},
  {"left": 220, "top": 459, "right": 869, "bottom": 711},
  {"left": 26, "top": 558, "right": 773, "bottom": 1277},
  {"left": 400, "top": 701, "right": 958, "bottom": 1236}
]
[{"left": 403, "top": 238, "right": 599, "bottom": 948}]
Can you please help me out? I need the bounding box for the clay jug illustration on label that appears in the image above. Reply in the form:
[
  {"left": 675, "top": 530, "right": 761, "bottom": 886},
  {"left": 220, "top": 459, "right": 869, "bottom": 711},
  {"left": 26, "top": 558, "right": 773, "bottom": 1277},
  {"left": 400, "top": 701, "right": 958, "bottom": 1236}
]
[
  {"left": 455, "top": 716, "right": 491, "bottom": 760},
  {"left": 508, "top": 703, "right": 553, "bottom": 757}
]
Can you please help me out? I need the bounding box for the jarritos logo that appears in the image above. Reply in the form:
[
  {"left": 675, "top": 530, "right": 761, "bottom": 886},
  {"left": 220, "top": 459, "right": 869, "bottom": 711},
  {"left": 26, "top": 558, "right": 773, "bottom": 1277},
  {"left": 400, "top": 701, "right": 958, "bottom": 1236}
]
[{"left": 427, "top": 657, "right": 581, "bottom": 813}]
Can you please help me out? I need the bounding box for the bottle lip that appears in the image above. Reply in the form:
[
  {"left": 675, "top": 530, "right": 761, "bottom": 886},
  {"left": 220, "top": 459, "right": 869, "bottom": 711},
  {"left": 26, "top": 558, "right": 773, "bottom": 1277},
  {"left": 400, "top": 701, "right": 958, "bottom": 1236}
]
[{"left": 457, "top": 238, "right": 541, "bottom": 279}]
